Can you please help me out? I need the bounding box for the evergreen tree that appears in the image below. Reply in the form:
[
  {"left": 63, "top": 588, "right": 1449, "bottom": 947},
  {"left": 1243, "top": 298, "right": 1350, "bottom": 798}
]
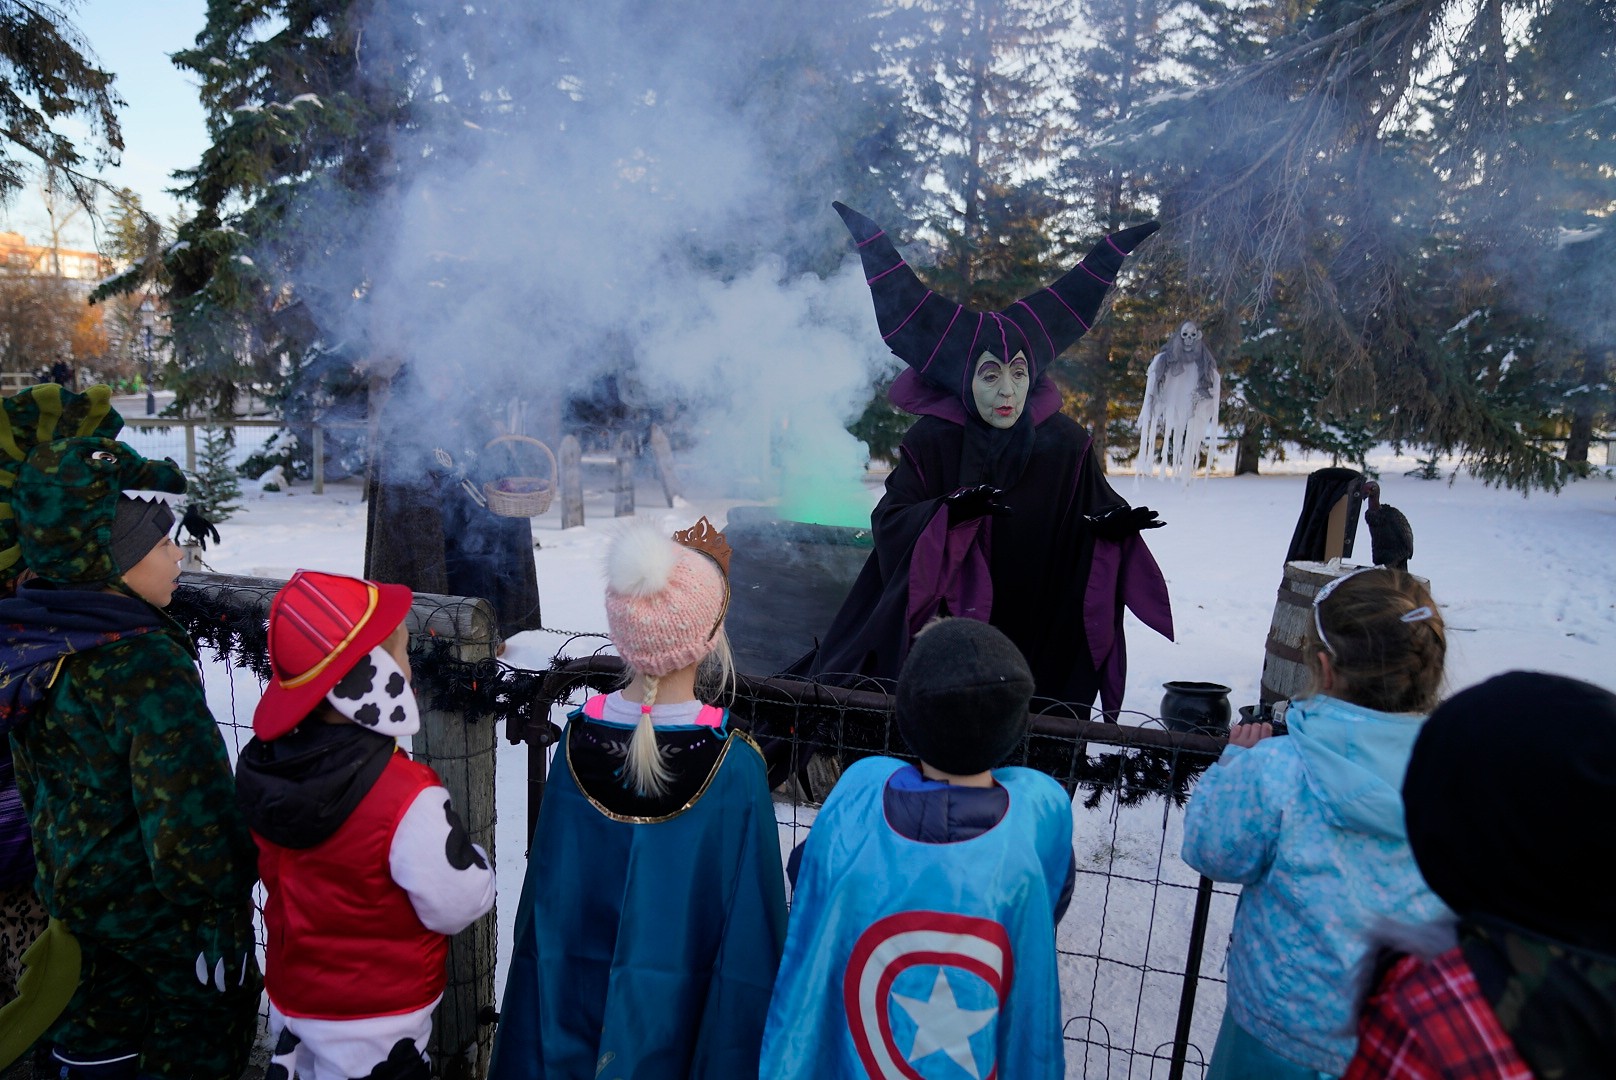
[
  {"left": 884, "top": 0, "right": 1070, "bottom": 295},
  {"left": 0, "top": 1, "right": 122, "bottom": 207},
  {"left": 186, "top": 425, "right": 242, "bottom": 523},
  {"left": 1104, "top": 0, "right": 1612, "bottom": 490},
  {"left": 149, "top": 1, "right": 405, "bottom": 419},
  {"left": 1060, "top": 0, "right": 1209, "bottom": 465}
]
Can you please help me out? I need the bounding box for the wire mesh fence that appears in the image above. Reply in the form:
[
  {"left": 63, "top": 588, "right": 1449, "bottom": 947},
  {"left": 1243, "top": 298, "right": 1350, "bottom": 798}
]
[
  {"left": 176, "top": 573, "right": 1238, "bottom": 1080},
  {"left": 174, "top": 574, "right": 503, "bottom": 1080}
]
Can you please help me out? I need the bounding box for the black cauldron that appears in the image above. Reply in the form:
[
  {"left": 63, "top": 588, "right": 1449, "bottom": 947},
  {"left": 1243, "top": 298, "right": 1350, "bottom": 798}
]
[
  {"left": 723, "top": 505, "right": 872, "bottom": 676},
  {"left": 1161, "top": 681, "right": 1233, "bottom": 735}
]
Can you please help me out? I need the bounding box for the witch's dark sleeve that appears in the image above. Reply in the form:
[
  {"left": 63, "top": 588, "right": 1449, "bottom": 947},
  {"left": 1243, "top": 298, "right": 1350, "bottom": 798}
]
[
  {"left": 1081, "top": 472, "right": 1174, "bottom": 713},
  {"left": 871, "top": 437, "right": 954, "bottom": 572}
]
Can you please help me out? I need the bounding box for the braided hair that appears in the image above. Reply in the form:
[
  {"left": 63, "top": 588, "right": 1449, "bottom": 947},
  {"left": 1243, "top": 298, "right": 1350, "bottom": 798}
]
[{"left": 1304, "top": 568, "right": 1446, "bottom": 714}]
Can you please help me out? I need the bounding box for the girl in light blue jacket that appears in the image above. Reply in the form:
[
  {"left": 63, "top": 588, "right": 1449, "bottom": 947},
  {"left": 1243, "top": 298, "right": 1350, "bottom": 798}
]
[{"left": 1183, "top": 568, "right": 1452, "bottom": 1079}]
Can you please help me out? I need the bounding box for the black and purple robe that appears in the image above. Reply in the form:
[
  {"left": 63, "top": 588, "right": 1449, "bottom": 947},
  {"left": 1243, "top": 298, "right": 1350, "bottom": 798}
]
[{"left": 797, "top": 370, "right": 1173, "bottom": 720}]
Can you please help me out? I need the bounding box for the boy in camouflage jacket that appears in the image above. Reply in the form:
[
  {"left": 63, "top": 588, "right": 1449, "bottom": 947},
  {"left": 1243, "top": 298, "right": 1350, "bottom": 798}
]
[{"left": 0, "top": 385, "right": 260, "bottom": 1080}]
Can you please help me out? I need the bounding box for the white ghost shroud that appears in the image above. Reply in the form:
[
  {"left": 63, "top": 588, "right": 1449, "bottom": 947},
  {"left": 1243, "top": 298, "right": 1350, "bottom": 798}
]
[{"left": 1137, "top": 320, "right": 1220, "bottom": 484}]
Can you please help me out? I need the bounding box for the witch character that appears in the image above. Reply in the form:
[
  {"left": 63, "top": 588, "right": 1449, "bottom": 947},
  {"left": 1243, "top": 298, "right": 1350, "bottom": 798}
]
[{"left": 790, "top": 202, "right": 1174, "bottom": 733}]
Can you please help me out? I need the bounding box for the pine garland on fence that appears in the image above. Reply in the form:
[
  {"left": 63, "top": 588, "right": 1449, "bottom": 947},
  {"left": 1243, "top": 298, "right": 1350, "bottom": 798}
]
[{"left": 172, "top": 579, "right": 1216, "bottom": 806}]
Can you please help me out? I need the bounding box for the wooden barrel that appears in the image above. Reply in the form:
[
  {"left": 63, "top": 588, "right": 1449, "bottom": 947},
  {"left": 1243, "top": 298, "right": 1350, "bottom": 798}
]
[{"left": 1259, "top": 560, "right": 1349, "bottom": 704}]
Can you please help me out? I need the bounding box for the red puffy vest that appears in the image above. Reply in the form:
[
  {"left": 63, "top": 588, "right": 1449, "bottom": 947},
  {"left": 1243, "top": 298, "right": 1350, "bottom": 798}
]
[{"left": 257, "top": 750, "right": 448, "bottom": 1019}]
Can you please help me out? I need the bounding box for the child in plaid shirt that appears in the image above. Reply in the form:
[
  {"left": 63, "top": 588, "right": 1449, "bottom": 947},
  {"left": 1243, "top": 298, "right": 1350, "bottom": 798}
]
[{"left": 1346, "top": 671, "right": 1616, "bottom": 1079}]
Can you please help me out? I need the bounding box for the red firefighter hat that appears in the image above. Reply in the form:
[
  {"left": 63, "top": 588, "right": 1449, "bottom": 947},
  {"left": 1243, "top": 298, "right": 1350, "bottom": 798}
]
[{"left": 253, "top": 569, "right": 415, "bottom": 740}]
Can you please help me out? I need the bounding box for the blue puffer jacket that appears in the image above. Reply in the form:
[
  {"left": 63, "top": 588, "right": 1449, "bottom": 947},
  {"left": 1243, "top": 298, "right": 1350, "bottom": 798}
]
[{"left": 1181, "top": 695, "right": 1453, "bottom": 1074}]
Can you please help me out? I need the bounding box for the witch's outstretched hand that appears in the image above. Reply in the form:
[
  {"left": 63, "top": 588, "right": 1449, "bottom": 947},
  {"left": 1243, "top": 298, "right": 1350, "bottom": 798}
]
[{"left": 1086, "top": 505, "right": 1164, "bottom": 540}]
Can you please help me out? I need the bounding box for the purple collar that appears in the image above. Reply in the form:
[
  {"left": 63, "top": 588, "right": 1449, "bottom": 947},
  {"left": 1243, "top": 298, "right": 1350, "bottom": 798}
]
[{"left": 888, "top": 367, "right": 1063, "bottom": 426}]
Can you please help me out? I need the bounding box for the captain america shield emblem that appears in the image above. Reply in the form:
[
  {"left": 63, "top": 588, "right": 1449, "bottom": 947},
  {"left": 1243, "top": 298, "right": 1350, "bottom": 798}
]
[{"left": 842, "top": 911, "right": 1013, "bottom": 1079}]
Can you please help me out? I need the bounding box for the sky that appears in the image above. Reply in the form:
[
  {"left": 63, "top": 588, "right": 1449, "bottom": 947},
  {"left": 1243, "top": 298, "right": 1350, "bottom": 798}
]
[
  {"left": 0, "top": 0, "right": 209, "bottom": 248},
  {"left": 109, "top": 421, "right": 1614, "bottom": 1069}
]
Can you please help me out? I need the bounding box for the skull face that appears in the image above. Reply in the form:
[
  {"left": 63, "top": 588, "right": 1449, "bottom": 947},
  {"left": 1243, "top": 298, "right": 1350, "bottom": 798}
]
[{"left": 1178, "top": 322, "right": 1202, "bottom": 350}]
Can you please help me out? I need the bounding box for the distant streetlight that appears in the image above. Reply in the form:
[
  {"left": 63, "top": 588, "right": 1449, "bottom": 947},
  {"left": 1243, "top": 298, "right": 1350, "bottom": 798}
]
[{"left": 139, "top": 298, "right": 156, "bottom": 415}]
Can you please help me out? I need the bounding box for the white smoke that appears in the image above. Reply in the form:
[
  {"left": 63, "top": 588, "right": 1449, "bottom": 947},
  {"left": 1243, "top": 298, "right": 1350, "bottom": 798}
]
[{"left": 284, "top": 1, "right": 893, "bottom": 512}]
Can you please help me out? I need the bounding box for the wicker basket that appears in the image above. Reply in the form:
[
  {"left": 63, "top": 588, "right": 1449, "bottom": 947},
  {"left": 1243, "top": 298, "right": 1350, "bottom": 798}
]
[{"left": 480, "top": 435, "right": 557, "bottom": 518}]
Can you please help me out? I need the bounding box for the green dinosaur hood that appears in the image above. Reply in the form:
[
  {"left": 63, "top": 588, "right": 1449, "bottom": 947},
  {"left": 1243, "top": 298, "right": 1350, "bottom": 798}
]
[{"left": 2, "top": 385, "right": 187, "bottom": 589}]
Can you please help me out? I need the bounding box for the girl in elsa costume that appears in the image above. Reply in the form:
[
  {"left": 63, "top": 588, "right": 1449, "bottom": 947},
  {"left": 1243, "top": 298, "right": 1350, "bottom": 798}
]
[
  {"left": 1182, "top": 567, "right": 1453, "bottom": 1079},
  {"left": 490, "top": 518, "right": 786, "bottom": 1080}
]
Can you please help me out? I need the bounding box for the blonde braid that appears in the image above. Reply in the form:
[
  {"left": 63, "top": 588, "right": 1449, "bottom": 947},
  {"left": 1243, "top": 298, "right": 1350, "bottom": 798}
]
[{"left": 624, "top": 672, "right": 673, "bottom": 797}]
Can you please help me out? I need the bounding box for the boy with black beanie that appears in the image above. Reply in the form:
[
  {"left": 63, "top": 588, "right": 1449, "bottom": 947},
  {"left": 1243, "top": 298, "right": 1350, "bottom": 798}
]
[
  {"left": 1345, "top": 671, "right": 1616, "bottom": 1078},
  {"left": 762, "top": 618, "right": 1076, "bottom": 1078}
]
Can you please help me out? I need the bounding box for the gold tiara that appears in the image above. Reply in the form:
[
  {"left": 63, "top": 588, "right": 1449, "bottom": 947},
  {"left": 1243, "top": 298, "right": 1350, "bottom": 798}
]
[{"left": 672, "top": 516, "right": 731, "bottom": 577}]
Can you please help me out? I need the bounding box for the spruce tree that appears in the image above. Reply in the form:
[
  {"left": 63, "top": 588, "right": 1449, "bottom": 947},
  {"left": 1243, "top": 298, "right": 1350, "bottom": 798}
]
[
  {"left": 883, "top": 0, "right": 1071, "bottom": 297},
  {"left": 1099, "top": 0, "right": 1612, "bottom": 490},
  {"left": 186, "top": 425, "right": 242, "bottom": 524},
  {"left": 0, "top": 1, "right": 123, "bottom": 207}
]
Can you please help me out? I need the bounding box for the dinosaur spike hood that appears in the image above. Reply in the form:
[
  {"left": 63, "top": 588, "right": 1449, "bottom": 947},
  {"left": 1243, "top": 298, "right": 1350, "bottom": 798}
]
[
  {"left": 1, "top": 384, "right": 187, "bottom": 589},
  {"left": 833, "top": 201, "right": 1160, "bottom": 400},
  {"left": 1, "top": 384, "right": 122, "bottom": 588}
]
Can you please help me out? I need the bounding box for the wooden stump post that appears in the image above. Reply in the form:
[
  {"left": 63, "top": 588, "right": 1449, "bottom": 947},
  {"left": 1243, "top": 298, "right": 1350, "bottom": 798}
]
[
  {"left": 410, "top": 592, "right": 501, "bottom": 1080},
  {"left": 649, "top": 423, "right": 681, "bottom": 507},
  {"left": 559, "top": 434, "right": 584, "bottom": 530},
  {"left": 614, "top": 431, "right": 635, "bottom": 517}
]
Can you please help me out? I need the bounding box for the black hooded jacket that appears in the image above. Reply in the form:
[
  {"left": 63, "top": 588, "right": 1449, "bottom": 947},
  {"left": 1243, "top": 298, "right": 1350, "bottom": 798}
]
[{"left": 235, "top": 722, "right": 397, "bottom": 850}]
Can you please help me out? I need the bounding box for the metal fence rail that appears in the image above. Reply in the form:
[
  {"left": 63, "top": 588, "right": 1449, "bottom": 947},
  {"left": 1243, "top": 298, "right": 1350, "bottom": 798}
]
[
  {"left": 177, "top": 575, "right": 1237, "bottom": 1080},
  {"left": 522, "top": 654, "right": 1235, "bottom": 1080}
]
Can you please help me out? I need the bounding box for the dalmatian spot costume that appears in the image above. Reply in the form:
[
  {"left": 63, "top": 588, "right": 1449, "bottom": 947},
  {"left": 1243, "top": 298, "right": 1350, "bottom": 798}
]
[{"left": 237, "top": 571, "right": 495, "bottom": 1080}]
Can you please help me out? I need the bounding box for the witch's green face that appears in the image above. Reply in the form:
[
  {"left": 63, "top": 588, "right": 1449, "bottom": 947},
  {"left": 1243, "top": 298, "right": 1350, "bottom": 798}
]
[{"left": 972, "top": 351, "right": 1031, "bottom": 429}]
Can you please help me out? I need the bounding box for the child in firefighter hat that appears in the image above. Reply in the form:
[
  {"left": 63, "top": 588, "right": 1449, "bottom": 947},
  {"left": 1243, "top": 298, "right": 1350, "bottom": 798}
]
[{"left": 237, "top": 570, "right": 495, "bottom": 1080}]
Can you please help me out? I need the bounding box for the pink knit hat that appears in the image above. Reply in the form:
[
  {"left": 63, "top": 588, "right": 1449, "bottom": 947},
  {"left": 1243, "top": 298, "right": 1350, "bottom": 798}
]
[{"left": 604, "top": 518, "right": 731, "bottom": 677}]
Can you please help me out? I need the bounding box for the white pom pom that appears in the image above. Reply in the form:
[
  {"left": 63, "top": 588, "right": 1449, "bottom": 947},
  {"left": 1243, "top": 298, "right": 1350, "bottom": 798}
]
[{"left": 606, "top": 524, "right": 681, "bottom": 598}]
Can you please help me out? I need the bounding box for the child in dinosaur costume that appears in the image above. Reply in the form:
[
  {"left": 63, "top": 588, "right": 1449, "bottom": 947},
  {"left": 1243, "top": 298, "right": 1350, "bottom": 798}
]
[{"left": 0, "top": 384, "right": 261, "bottom": 1080}]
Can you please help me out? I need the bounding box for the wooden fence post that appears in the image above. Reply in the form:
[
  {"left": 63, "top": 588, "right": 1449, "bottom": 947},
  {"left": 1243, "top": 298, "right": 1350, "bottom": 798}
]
[
  {"left": 410, "top": 592, "right": 501, "bottom": 1080},
  {"left": 559, "top": 434, "right": 584, "bottom": 529},
  {"left": 311, "top": 424, "right": 325, "bottom": 495},
  {"left": 614, "top": 431, "right": 635, "bottom": 517},
  {"left": 649, "top": 424, "right": 680, "bottom": 507}
]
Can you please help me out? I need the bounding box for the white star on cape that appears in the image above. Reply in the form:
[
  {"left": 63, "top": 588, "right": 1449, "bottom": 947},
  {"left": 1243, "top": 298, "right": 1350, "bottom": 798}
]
[{"left": 891, "top": 968, "right": 997, "bottom": 1078}]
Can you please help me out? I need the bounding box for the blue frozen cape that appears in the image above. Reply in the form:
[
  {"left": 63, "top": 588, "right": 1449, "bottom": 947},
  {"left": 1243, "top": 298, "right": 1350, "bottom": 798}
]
[{"left": 490, "top": 706, "right": 787, "bottom": 1080}]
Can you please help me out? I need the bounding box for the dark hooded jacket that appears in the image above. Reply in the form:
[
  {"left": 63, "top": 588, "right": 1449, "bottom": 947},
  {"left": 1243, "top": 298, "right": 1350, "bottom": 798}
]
[
  {"left": 0, "top": 580, "right": 257, "bottom": 939},
  {"left": 234, "top": 722, "right": 397, "bottom": 850}
]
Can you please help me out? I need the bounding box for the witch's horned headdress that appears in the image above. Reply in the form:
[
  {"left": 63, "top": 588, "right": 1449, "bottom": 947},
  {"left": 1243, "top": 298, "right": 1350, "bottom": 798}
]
[{"left": 834, "top": 201, "right": 1159, "bottom": 400}]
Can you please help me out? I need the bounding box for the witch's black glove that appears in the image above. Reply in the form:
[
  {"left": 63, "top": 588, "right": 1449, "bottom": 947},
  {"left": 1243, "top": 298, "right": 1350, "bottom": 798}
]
[
  {"left": 1086, "top": 505, "right": 1164, "bottom": 540},
  {"left": 943, "top": 484, "right": 1011, "bottom": 524},
  {"left": 176, "top": 504, "right": 221, "bottom": 549}
]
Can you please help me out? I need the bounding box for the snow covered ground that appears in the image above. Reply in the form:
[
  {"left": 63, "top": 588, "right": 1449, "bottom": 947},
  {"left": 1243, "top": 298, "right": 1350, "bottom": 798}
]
[{"left": 138, "top": 425, "right": 1615, "bottom": 1073}]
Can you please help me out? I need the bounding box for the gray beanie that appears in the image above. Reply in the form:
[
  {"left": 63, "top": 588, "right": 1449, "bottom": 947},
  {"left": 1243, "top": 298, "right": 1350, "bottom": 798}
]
[
  {"left": 110, "top": 497, "right": 175, "bottom": 574},
  {"left": 895, "top": 618, "right": 1034, "bottom": 775}
]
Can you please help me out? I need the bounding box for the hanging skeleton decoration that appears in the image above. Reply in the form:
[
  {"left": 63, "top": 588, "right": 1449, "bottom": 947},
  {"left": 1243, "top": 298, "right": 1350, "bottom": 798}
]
[{"left": 1137, "top": 321, "right": 1221, "bottom": 483}]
